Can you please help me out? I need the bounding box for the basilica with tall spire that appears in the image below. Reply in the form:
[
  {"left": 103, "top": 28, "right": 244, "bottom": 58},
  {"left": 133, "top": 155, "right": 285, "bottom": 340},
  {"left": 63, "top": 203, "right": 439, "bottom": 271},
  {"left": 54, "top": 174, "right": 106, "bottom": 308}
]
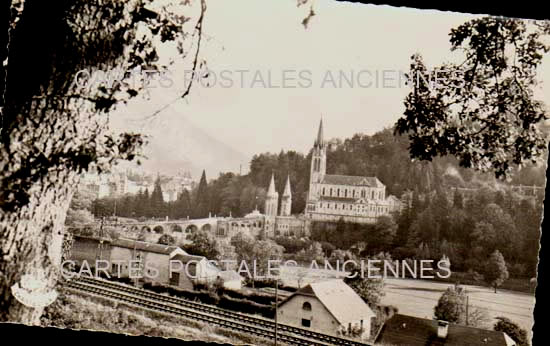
[
  {"left": 305, "top": 119, "right": 402, "bottom": 223},
  {"left": 216, "top": 119, "right": 402, "bottom": 241}
]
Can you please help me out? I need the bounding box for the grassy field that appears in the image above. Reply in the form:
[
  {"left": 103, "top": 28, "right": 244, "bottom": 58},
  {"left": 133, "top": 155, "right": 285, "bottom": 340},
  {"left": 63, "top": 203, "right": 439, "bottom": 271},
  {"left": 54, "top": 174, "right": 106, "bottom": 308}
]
[{"left": 381, "top": 278, "right": 535, "bottom": 338}]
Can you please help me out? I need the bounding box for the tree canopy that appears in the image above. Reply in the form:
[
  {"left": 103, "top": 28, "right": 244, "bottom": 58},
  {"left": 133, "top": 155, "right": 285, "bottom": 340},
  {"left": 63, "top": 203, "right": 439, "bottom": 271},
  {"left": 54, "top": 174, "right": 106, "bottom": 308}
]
[
  {"left": 395, "top": 17, "right": 550, "bottom": 178},
  {"left": 0, "top": 0, "right": 206, "bottom": 323}
]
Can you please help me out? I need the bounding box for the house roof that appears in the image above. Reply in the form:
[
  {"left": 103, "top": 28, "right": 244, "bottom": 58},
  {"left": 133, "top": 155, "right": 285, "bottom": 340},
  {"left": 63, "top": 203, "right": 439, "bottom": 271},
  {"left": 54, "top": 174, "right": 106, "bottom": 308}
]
[
  {"left": 321, "top": 175, "right": 383, "bottom": 187},
  {"left": 279, "top": 279, "right": 375, "bottom": 326},
  {"left": 111, "top": 239, "right": 182, "bottom": 255},
  {"left": 170, "top": 252, "right": 207, "bottom": 263},
  {"left": 375, "top": 314, "right": 516, "bottom": 346}
]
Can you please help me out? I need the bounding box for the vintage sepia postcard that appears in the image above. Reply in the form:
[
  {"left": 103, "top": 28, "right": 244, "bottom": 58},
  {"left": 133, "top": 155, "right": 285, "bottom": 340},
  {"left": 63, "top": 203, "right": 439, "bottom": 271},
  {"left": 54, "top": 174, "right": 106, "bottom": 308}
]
[{"left": 1, "top": 1, "right": 548, "bottom": 345}]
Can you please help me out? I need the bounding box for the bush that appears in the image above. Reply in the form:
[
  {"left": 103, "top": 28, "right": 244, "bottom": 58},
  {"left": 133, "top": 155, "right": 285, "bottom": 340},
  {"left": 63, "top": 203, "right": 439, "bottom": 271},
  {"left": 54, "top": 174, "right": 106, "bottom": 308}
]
[
  {"left": 222, "top": 289, "right": 275, "bottom": 306},
  {"left": 274, "top": 237, "right": 311, "bottom": 253},
  {"left": 140, "top": 282, "right": 276, "bottom": 318},
  {"left": 434, "top": 285, "right": 467, "bottom": 324},
  {"left": 218, "top": 295, "right": 274, "bottom": 318},
  {"left": 494, "top": 317, "right": 530, "bottom": 346},
  {"left": 243, "top": 278, "right": 297, "bottom": 292}
]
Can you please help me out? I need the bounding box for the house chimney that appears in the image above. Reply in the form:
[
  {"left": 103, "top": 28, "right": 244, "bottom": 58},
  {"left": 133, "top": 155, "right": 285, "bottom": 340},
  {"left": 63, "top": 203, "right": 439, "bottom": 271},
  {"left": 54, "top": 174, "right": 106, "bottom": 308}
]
[{"left": 437, "top": 320, "right": 449, "bottom": 339}]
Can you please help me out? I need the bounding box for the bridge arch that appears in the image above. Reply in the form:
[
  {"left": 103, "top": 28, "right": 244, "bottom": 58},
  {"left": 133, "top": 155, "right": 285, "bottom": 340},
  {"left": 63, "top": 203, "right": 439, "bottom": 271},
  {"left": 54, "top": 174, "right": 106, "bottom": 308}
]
[
  {"left": 171, "top": 224, "right": 183, "bottom": 233},
  {"left": 153, "top": 225, "right": 165, "bottom": 234},
  {"left": 141, "top": 226, "right": 152, "bottom": 233},
  {"left": 201, "top": 223, "right": 212, "bottom": 232},
  {"left": 185, "top": 224, "right": 198, "bottom": 234}
]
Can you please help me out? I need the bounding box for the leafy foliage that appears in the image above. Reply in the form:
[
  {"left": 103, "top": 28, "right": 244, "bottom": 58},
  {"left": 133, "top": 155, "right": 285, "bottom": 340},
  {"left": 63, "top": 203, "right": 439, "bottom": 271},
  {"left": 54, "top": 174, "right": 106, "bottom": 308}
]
[
  {"left": 230, "top": 232, "right": 284, "bottom": 277},
  {"left": 184, "top": 229, "right": 219, "bottom": 259},
  {"left": 193, "top": 169, "right": 210, "bottom": 218},
  {"left": 295, "top": 241, "right": 326, "bottom": 263},
  {"left": 157, "top": 233, "right": 175, "bottom": 246},
  {"left": 434, "top": 284, "right": 489, "bottom": 327},
  {"left": 494, "top": 316, "right": 530, "bottom": 346},
  {"left": 1, "top": 0, "right": 201, "bottom": 212},
  {"left": 484, "top": 250, "right": 510, "bottom": 292},
  {"left": 345, "top": 253, "right": 390, "bottom": 309},
  {"left": 395, "top": 17, "right": 550, "bottom": 178},
  {"left": 345, "top": 271, "right": 385, "bottom": 309}
]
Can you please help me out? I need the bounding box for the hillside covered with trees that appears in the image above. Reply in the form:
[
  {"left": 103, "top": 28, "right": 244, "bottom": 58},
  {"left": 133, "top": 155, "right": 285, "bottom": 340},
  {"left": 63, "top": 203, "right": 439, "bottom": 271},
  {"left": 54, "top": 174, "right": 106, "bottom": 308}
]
[
  {"left": 92, "top": 127, "right": 546, "bottom": 219},
  {"left": 86, "top": 127, "right": 545, "bottom": 282}
]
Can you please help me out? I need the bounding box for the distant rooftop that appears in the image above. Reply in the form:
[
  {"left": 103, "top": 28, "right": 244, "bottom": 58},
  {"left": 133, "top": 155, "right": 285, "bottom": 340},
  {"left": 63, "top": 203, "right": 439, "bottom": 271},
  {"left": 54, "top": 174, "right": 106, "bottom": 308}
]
[
  {"left": 375, "top": 314, "right": 516, "bottom": 346},
  {"left": 321, "top": 175, "right": 383, "bottom": 187}
]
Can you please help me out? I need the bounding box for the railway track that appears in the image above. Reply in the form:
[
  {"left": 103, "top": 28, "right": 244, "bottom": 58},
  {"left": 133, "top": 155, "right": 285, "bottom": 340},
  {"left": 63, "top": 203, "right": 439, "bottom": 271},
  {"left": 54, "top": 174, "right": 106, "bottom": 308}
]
[{"left": 63, "top": 276, "right": 370, "bottom": 346}]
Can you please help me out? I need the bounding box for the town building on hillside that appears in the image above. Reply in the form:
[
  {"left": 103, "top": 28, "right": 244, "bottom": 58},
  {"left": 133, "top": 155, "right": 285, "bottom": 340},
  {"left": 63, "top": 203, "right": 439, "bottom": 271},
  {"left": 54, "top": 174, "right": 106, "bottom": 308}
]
[
  {"left": 305, "top": 120, "right": 402, "bottom": 224},
  {"left": 277, "top": 279, "right": 375, "bottom": 340},
  {"left": 80, "top": 169, "right": 192, "bottom": 201},
  {"left": 375, "top": 314, "right": 517, "bottom": 346}
]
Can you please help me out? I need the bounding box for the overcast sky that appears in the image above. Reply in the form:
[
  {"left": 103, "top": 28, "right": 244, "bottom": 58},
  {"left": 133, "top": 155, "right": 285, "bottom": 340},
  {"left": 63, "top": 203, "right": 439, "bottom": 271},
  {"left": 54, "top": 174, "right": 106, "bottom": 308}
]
[{"left": 110, "top": 0, "right": 550, "bottom": 176}]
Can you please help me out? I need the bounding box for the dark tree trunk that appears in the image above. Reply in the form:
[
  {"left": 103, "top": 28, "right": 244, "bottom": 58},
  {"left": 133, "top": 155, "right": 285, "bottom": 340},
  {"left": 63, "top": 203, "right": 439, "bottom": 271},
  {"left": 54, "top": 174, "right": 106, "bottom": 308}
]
[{"left": 0, "top": 172, "right": 77, "bottom": 324}]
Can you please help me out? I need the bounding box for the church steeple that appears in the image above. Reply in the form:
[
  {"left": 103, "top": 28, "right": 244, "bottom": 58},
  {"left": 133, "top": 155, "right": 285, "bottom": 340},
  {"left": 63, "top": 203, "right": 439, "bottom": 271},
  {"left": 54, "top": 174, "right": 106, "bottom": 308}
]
[
  {"left": 265, "top": 173, "right": 279, "bottom": 216},
  {"left": 310, "top": 118, "right": 327, "bottom": 178},
  {"left": 267, "top": 173, "right": 277, "bottom": 197},
  {"left": 281, "top": 175, "right": 292, "bottom": 216},
  {"left": 308, "top": 119, "right": 327, "bottom": 205},
  {"left": 283, "top": 175, "right": 292, "bottom": 197},
  {"left": 314, "top": 118, "right": 324, "bottom": 148}
]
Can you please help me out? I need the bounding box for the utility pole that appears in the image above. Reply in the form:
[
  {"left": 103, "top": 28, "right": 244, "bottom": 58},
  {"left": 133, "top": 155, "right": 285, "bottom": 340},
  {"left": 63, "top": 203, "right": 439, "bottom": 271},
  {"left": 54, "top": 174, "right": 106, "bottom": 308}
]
[
  {"left": 133, "top": 228, "right": 145, "bottom": 287},
  {"left": 465, "top": 292, "right": 469, "bottom": 326},
  {"left": 275, "top": 277, "right": 278, "bottom": 346},
  {"left": 133, "top": 236, "right": 140, "bottom": 287},
  {"left": 97, "top": 217, "right": 104, "bottom": 263}
]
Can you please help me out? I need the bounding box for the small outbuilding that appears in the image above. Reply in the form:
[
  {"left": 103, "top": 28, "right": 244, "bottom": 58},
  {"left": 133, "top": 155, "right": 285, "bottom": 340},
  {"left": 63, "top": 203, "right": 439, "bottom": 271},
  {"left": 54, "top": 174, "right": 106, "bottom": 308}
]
[{"left": 277, "top": 279, "right": 375, "bottom": 339}]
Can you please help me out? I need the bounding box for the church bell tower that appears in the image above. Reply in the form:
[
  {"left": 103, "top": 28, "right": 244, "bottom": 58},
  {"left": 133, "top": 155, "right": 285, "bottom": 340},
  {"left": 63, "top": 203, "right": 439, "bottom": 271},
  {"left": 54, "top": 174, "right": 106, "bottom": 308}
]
[{"left": 308, "top": 119, "right": 326, "bottom": 204}]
